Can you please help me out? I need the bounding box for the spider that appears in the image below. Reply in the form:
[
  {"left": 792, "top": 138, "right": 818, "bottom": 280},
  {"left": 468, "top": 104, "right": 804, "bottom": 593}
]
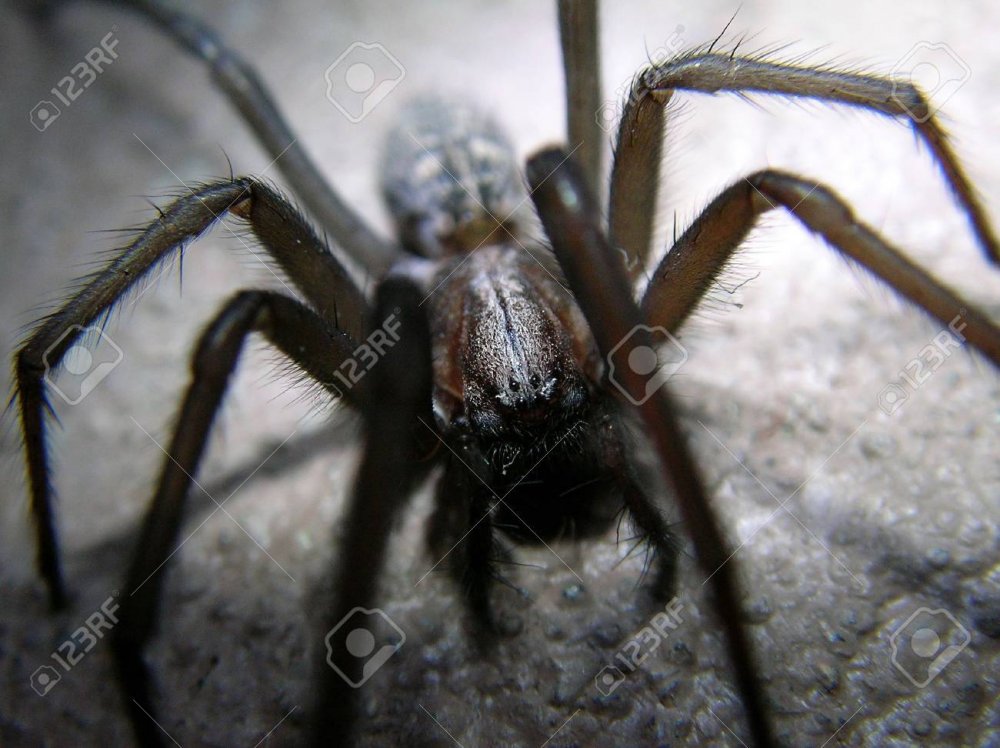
[{"left": 11, "top": 0, "right": 1000, "bottom": 744}]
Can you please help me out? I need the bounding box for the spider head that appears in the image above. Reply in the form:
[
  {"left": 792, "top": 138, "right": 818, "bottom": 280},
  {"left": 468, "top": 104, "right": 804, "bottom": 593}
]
[{"left": 455, "top": 249, "right": 594, "bottom": 443}]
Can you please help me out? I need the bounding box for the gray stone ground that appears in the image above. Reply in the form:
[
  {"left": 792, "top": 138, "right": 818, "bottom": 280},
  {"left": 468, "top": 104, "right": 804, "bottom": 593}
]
[{"left": 2, "top": 1, "right": 999, "bottom": 746}]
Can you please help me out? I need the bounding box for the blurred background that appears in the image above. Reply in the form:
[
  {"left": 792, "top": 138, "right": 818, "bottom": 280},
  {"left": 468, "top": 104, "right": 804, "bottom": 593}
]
[{"left": 2, "top": 1, "right": 999, "bottom": 745}]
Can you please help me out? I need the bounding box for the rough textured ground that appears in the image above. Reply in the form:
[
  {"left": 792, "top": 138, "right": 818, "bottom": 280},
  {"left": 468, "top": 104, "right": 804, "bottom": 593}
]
[{"left": 2, "top": 1, "right": 999, "bottom": 746}]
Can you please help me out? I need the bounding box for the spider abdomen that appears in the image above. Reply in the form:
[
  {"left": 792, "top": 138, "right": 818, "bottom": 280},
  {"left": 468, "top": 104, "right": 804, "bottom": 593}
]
[{"left": 381, "top": 97, "right": 525, "bottom": 256}]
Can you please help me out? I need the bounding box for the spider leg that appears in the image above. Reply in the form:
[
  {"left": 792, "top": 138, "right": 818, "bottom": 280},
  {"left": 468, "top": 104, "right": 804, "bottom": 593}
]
[
  {"left": 601, "top": 415, "right": 679, "bottom": 598},
  {"left": 51, "top": 0, "right": 399, "bottom": 272},
  {"left": 610, "top": 50, "right": 1000, "bottom": 271},
  {"left": 439, "top": 458, "right": 496, "bottom": 625},
  {"left": 311, "top": 277, "right": 433, "bottom": 747},
  {"left": 608, "top": 71, "right": 663, "bottom": 281},
  {"left": 557, "top": 0, "right": 602, "bottom": 196},
  {"left": 641, "top": 170, "right": 1000, "bottom": 365},
  {"left": 527, "top": 147, "right": 775, "bottom": 747},
  {"left": 113, "top": 289, "right": 356, "bottom": 747},
  {"left": 14, "top": 177, "right": 366, "bottom": 610},
  {"left": 433, "top": 450, "right": 514, "bottom": 634}
]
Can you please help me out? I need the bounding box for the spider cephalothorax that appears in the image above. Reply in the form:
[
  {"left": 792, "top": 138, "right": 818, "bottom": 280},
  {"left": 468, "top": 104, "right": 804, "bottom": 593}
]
[{"left": 432, "top": 245, "right": 598, "bottom": 445}]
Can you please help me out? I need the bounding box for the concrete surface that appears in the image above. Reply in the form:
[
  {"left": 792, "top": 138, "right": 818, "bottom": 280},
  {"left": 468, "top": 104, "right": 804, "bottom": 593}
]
[{"left": 2, "top": 1, "right": 999, "bottom": 746}]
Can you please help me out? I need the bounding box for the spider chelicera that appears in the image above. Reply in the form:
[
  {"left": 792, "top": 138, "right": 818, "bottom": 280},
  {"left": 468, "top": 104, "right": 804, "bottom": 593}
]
[{"left": 11, "top": 1, "right": 1000, "bottom": 746}]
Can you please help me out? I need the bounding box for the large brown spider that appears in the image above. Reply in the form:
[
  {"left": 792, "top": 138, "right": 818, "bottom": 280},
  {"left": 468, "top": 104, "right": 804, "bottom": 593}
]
[{"left": 7, "top": 1, "right": 1000, "bottom": 748}]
